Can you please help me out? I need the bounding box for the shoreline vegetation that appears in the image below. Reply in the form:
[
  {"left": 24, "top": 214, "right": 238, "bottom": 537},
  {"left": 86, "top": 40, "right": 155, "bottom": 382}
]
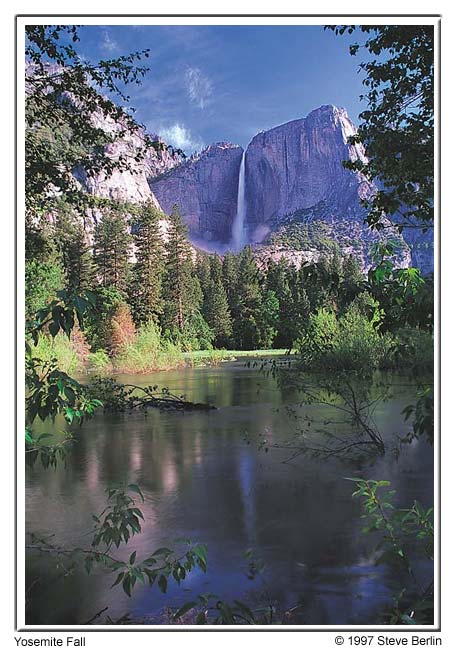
[{"left": 33, "top": 329, "right": 292, "bottom": 375}]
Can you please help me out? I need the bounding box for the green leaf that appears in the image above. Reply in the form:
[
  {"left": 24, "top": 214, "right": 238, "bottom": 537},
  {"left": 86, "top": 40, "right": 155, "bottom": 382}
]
[
  {"left": 152, "top": 547, "right": 173, "bottom": 557},
  {"left": 173, "top": 601, "right": 197, "bottom": 621},
  {"left": 122, "top": 574, "right": 132, "bottom": 597},
  {"left": 129, "top": 551, "right": 137, "bottom": 565},
  {"left": 111, "top": 572, "right": 125, "bottom": 588},
  {"left": 127, "top": 484, "right": 144, "bottom": 502},
  {"left": 193, "top": 544, "right": 207, "bottom": 564},
  {"left": 49, "top": 320, "right": 60, "bottom": 337}
]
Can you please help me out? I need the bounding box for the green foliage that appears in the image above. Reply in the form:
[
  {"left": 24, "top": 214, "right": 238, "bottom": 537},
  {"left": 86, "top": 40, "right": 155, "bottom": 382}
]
[
  {"left": 113, "top": 321, "right": 183, "bottom": 373},
  {"left": 329, "top": 26, "right": 434, "bottom": 232},
  {"left": 258, "top": 289, "right": 280, "bottom": 348},
  {"left": 200, "top": 254, "right": 233, "bottom": 347},
  {"left": 172, "top": 594, "right": 276, "bottom": 625},
  {"left": 25, "top": 25, "right": 159, "bottom": 218},
  {"left": 25, "top": 289, "right": 102, "bottom": 466},
  {"left": 298, "top": 308, "right": 339, "bottom": 365},
  {"left": 221, "top": 252, "right": 239, "bottom": 316},
  {"left": 91, "top": 484, "right": 146, "bottom": 549},
  {"left": 176, "top": 310, "right": 215, "bottom": 352},
  {"left": 130, "top": 202, "right": 166, "bottom": 325},
  {"left": 93, "top": 209, "right": 132, "bottom": 292},
  {"left": 26, "top": 357, "right": 101, "bottom": 427},
  {"left": 298, "top": 295, "right": 402, "bottom": 372},
  {"left": 53, "top": 204, "right": 96, "bottom": 291},
  {"left": 33, "top": 332, "right": 81, "bottom": 375},
  {"left": 161, "top": 206, "right": 202, "bottom": 333},
  {"left": 231, "top": 247, "right": 279, "bottom": 349},
  {"left": 346, "top": 478, "right": 433, "bottom": 624},
  {"left": 87, "top": 349, "right": 113, "bottom": 374},
  {"left": 268, "top": 218, "right": 340, "bottom": 252},
  {"left": 297, "top": 255, "right": 342, "bottom": 314},
  {"left": 83, "top": 286, "right": 125, "bottom": 351},
  {"left": 401, "top": 386, "right": 434, "bottom": 446},
  {"left": 26, "top": 287, "right": 97, "bottom": 346},
  {"left": 27, "top": 485, "right": 207, "bottom": 598},
  {"left": 368, "top": 241, "right": 433, "bottom": 332},
  {"left": 392, "top": 327, "right": 434, "bottom": 374},
  {"left": 25, "top": 258, "right": 65, "bottom": 320}
]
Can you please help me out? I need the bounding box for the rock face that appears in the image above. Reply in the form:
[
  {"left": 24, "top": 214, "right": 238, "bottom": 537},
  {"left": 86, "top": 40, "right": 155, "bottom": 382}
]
[
  {"left": 74, "top": 110, "right": 181, "bottom": 206},
  {"left": 245, "top": 105, "right": 372, "bottom": 231},
  {"left": 149, "top": 143, "right": 243, "bottom": 243},
  {"left": 67, "top": 96, "right": 432, "bottom": 274}
]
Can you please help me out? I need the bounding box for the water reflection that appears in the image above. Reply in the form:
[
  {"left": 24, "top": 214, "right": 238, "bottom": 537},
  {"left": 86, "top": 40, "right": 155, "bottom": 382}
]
[{"left": 25, "top": 362, "right": 433, "bottom": 625}]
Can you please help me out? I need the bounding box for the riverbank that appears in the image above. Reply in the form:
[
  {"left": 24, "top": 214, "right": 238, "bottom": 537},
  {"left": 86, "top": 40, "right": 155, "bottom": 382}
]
[
  {"left": 33, "top": 332, "right": 291, "bottom": 375},
  {"left": 100, "top": 347, "right": 291, "bottom": 373},
  {"left": 182, "top": 348, "right": 290, "bottom": 366}
]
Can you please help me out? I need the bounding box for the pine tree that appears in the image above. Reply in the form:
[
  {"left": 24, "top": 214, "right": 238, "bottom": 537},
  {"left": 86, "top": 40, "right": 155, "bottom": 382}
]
[
  {"left": 286, "top": 266, "right": 311, "bottom": 342},
  {"left": 339, "top": 255, "right": 364, "bottom": 312},
  {"left": 222, "top": 252, "right": 239, "bottom": 319},
  {"left": 93, "top": 208, "right": 131, "bottom": 292},
  {"left": 195, "top": 252, "right": 212, "bottom": 299},
  {"left": 266, "top": 258, "right": 296, "bottom": 348},
  {"left": 162, "top": 205, "right": 200, "bottom": 333},
  {"left": 202, "top": 255, "right": 233, "bottom": 348},
  {"left": 232, "top": 247, "right": 266, "bottom": 350},
  {"left": 65, "top": 225, "right": 96, "bottom": 292},
  {"left": 130, "top": 202, "right": 165, "bottom": 325},
  {"left": 55, "top": 210, "right": 96, "bottom": 292}
]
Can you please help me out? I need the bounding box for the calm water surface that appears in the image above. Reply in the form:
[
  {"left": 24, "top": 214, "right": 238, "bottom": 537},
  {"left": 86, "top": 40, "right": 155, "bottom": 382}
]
[{"left": 25, "top": 360, "right": 433, "bottom": 625}]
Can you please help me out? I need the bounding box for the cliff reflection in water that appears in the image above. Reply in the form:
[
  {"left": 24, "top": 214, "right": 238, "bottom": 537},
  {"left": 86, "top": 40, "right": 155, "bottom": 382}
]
[{"left": 25, "top": 361, "right": 433, "bottom": 625}]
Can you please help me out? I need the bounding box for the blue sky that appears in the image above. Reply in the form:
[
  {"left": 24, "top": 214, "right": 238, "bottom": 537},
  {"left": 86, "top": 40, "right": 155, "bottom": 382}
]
[{"left": 71, "top": 24, "right": 368, "bottom": 154}]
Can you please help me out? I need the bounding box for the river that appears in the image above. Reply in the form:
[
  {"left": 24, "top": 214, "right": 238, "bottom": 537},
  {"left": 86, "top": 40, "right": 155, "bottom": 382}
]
[{"left": 25, "top": 359, "right": 434, "bottom": 626}]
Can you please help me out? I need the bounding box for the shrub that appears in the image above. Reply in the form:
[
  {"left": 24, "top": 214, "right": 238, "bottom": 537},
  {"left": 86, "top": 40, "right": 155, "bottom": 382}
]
[
  {"left": 297, "top": 308, "right": 339, "bottom": 365},
  {"left": 165, "top": 312, "right": 215, "bottom": 352},
  {"left": 33, "top": 333, "right": 81, "bottom": 374},
  {"left": 392, "top": 327, "right": 434, "bottom": 374},
  {"left": 297, "top": 298, "right": 396, "bottom": 372},
  {"left": 83, "top": 286, "right": 125, "bottom": 351},
  {"left": 114, "top": 321, "right": 184, "bottom": 373},
  {"left": 70, "top": 322, "right": 91, "bottom": 363},
  {"left": 332, "top": 306, "right": 395, "bottom": 370},
  {"left": 25, "top": 258, "right": 64, "bottom": 320},
  {"left": 87, "top": 349, "right": 113, "bottom": 374},
  {"left": 109, "top": 302, "right": 136, "bottom": 357}
]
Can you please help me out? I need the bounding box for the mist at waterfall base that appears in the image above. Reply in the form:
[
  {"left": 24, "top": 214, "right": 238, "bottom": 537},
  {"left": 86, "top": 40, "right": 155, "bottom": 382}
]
[{"left": 190, "top": 149, "right": 262, "bottom": 255}]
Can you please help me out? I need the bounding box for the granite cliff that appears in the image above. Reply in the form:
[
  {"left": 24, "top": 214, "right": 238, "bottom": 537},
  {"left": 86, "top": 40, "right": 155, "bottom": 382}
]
[
  {"left": 245, "top": 105, "right": 371, "bottom": 232},
  {"left": 149, "top": 143, "right": 243, "bottom": 243},
  {"left": 68, "top": 100, "right": 432, "bottom": 273}
]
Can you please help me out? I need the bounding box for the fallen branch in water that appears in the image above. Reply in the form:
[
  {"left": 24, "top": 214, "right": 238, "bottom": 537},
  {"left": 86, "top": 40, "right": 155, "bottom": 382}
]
[{"left": 87, "top": 377, "right": 216, "bottom": 412}]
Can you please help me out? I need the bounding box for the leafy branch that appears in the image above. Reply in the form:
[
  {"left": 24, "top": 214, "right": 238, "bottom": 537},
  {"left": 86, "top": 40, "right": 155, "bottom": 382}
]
[
  {"left": 27, "top": 485, "right": 208, "bottom": 598},
  {"left": 346, "top": 478, "right": 433, "bottom": 624}
]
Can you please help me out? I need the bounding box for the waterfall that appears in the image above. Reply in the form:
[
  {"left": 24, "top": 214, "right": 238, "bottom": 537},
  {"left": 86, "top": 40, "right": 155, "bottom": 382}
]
[{"left": 231, "top": 149, "right": 247, "bottom": 250}]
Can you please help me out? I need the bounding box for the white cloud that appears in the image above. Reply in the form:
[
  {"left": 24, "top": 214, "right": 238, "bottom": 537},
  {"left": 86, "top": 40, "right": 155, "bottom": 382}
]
[
  {"left": 157, "top": 123, "right": 204, "bottom": 153},
  {"left": 185, "top": 66, "right": 212, "bottom": 109},
  {"left": 101, "top": 29, "right": 119, "bottom": 53}
]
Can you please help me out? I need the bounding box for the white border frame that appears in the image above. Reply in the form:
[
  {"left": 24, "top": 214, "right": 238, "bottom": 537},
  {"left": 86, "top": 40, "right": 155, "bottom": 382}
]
[{"left": 16, "top": 13, "right": 441, "bottom": 633}]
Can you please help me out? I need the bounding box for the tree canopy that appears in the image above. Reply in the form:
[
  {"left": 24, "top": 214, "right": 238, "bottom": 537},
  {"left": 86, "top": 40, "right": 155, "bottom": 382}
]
[{"left": 328, "top": 25, "right": 434, "bottom": 233}]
